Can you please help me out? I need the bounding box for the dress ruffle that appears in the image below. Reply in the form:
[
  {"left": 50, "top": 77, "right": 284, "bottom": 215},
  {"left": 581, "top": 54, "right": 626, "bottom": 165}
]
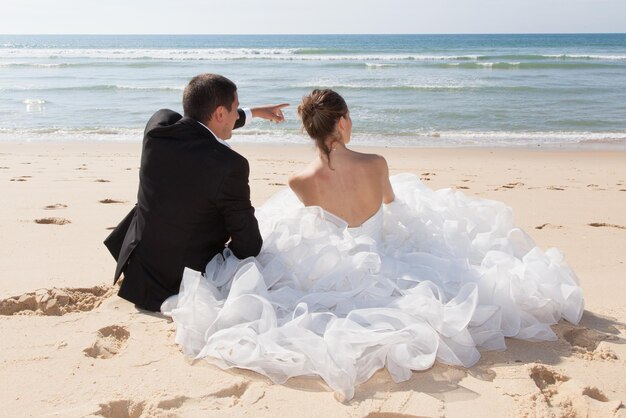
[{"left": 166, "top": 173, "right": 583, "bottom": 400}]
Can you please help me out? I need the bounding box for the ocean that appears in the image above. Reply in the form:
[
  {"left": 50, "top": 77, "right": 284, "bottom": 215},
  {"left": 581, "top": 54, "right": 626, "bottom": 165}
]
[{"left": 1, "top": 34, "right": 626, "bottom": 148}]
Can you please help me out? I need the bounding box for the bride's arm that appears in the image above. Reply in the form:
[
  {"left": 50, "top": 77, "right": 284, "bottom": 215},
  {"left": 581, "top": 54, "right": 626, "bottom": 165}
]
[{"left": 378, "top": 156, "right": 395, "bottom": 204}]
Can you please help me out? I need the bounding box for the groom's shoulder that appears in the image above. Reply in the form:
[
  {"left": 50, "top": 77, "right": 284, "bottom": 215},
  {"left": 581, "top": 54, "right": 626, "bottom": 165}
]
[
  {"left": 143, "top": 109, "right": 185, "bottom": 138},
  {"left": 217, "top": 146, "right": 249, "bottom": 169},
  {"left": 146, "top": 109, "right": 183, "bottom": 128}
]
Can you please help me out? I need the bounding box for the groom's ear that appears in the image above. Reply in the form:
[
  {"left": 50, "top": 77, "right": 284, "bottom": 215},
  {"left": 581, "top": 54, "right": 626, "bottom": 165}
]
[{"left": 213, "top": 106, "right": 225, "bottom": 123}]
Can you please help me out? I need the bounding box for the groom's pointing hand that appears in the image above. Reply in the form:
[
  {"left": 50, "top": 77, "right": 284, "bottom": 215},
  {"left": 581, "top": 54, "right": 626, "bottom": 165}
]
[{"left": 251, "top": 103, "right": 289, "bottom": 123}]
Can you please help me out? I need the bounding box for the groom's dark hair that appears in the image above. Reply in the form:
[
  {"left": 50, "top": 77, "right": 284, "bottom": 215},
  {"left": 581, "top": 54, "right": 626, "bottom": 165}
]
[{"left": 183, "top": 73, "right": 237, "bottom": 124}]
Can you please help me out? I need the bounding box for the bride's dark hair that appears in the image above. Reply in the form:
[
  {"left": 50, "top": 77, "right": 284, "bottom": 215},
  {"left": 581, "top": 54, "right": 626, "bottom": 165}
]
[{"left": 297, "top": 89, "right": 348, "bottom": 164}]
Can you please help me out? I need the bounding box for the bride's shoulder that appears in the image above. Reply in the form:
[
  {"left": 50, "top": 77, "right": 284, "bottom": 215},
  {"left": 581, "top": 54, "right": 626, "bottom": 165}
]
[
  {"left": 287, "top": 171, "right": 305, "bottom": 190},
  {"left": 288, "top": 164, "right": 317, "bottom": 194},
  {"left": 351, "top": 149, "right": 386, "bottom": 162},
  {"left": 352, "top": 151, "right": 389, "bottom": 170}
]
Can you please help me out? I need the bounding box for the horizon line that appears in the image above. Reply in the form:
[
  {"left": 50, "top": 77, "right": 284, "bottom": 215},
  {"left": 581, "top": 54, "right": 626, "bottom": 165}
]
[{"left": 1, "top": 32, "right": 626, "bottom": 36}]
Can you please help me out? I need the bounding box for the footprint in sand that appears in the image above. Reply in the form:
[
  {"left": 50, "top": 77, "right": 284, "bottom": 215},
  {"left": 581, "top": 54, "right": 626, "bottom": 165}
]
[
  {"left": 527, "top": 365, "right": 571, "bottom": 408},
  {"left": 562, "top": 326, "right": 618, "bottom": 361},
  {"left": 43, "top": 203, "right": 68, "bottom": 210},
  {"left": 94, "top": 179, "right": 111, "bottom": 183},
  {"left": 525, "top": 364, "right": 617, "bottom": 415},
  {"left": 210, "top": 381, "right": 250, "bottom": 399},
  {"left": 93, "top": 399, "right": 146, "bottom": 418},
  {"left": 496, "top": 182, "right": 524, "bottom": 191},
  {"left": 0, "top": 286, "right": 114, "bottom": 316},
  {"left": 420, "top": 172, "right": 436, "bottom": 181},
  {"left": 91, "top": 385, "right": 257, "bottom": 416},
  {"left": 83, "top": 325, "right": 130, "bottom": 359},
  {"left": 535, "top": 223, "right": 564, "bottom": 230},
  {"left": 34, "top": 217, "right": 71, "bottom": 225},
  {"left": 547, "top": 186, "right": 565, "bottom": 191},
  {"left": 10, "top": 175, "right": 31, "bottom": 182},
  {"left": 563, "top": 327, "right": 605, "bottom": 351},
  {"left": 588, "top": 222, "right": 626, "bottom": 230},
  {"left": 144, "top": 383, "right": 261, "bottom": 415},
  {"left": 587, "top": 184, "right": 609, "bottom": 191},
  {"left": 529, "top": 364, "right": 570, "bottom": 393},
  {"left": 99, "top": 199, "right": 127, "bottom": 204},
  {"left": 156, "top": 396, "right": 189, "bottom": 410},
  {"left": 34, "top": 216, "right": 72, "bottom": 225},
  {"left": 582, "top": 387, "right": 610, "bottom": 402},
  {"left": 93, "top": 383, "right": 262, "bottom": 415},
  {"left": 455, "top": 186, "right": 470, "bottom": 190}
]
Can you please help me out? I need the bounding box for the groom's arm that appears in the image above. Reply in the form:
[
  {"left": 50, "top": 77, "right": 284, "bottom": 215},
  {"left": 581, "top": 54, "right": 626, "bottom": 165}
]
[
  {"left": 216, "top": 157, "right": 263, "bottom": 258},
  {"left": 234, "top": 104, "right": 289, "bottom": 130}
]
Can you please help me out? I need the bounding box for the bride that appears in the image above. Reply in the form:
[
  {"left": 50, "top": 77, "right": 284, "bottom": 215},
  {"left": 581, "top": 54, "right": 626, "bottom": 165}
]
[
  {"left": 164, "top": 89, "right": 584, "bottom": 401},
  {"left": 288, "top": 88, "right": 395, "bottom": 228}
]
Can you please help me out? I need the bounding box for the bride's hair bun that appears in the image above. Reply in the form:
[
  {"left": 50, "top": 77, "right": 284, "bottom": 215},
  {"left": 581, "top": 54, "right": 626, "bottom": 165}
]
[{"left": 298, "top": 89, "right": 348, "bottom": 159}]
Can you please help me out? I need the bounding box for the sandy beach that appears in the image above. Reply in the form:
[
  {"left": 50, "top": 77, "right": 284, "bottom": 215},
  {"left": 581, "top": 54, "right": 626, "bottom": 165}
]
[{"left": 1, "top": 140, "right": 625, "bottom": 417}]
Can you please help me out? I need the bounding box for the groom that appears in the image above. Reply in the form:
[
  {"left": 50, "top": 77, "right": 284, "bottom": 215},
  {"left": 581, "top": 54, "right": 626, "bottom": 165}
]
[{"left": 104, "top": 73, "right": 287, "bottom": 312}]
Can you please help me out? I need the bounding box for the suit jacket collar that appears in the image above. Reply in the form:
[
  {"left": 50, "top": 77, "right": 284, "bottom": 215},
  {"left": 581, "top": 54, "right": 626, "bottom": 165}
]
[
  {"left": 179, "top": 117, "right": 232, "bottom": 149},
  {"left": 179, "top": 117, "right": 215, "bottom": 139},
  {"left": 195, "top": 120, "right": 231, "bottom": 149}
]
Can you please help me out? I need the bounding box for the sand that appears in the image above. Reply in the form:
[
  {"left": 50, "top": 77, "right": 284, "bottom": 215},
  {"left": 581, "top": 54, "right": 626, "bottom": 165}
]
[{"left": 1, "top": 140, "right": 625, "bottom": 417}]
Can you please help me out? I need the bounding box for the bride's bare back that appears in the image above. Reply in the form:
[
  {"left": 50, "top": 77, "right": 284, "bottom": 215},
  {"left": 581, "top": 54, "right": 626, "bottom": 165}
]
[
  {"left": 289, "top": 145, "right": 394, "bottom": 227},
  {"left": 292, "top": 89, "right": 394, "bottom": 227}
]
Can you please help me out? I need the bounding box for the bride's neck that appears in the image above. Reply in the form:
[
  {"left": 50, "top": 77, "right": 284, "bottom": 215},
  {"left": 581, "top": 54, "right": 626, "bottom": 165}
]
[
  {"left": 327, "top": 139, "right": 346, "bottom": 152},
  {"left": 318, "top": 141, "right": 345, "bottom": 161}
]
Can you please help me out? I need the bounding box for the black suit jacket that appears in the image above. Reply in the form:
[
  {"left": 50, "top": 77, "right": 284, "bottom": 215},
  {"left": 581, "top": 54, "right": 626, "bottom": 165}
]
[{"left": 104, "top": 109, "right": 262, "bottom": 311}]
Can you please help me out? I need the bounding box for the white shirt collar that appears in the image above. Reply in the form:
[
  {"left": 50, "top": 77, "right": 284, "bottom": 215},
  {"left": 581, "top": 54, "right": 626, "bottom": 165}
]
[{"left": 197, "top": 121, "right": 231, "bottom": 149}]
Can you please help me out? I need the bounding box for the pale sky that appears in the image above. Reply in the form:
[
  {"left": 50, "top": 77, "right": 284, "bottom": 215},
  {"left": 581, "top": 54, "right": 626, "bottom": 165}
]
[{"left": 2, "top": 0, "right": 625, "bottom": 34}]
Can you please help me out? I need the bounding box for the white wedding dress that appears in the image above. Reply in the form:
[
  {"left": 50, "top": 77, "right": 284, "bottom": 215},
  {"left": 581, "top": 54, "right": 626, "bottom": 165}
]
[{"left": 164, "top": 174, "right": 583, "bottom": 400}]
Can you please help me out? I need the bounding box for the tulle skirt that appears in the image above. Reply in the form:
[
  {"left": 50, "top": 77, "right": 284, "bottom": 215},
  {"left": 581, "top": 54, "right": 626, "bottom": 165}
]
[{"left": 165, "top": 174, "right": 584, "bottom": 400}]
